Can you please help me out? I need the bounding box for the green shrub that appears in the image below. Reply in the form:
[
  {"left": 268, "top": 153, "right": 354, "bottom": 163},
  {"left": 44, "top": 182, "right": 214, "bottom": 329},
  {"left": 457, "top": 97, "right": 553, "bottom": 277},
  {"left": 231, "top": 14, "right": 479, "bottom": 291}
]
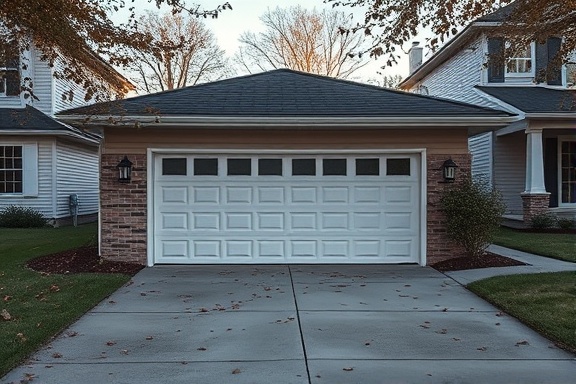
[
  {"left": 557, "top": 218, "right": 575, "bottom": 230},
  {"left": 440, "top": 179, "right": 505, "bottom": 258},
  {"left": 530, "top": 213, "right": 556, "bottom": 229},
  {"left": 0, "top": 206, "right": 47, "bottom": 228}
]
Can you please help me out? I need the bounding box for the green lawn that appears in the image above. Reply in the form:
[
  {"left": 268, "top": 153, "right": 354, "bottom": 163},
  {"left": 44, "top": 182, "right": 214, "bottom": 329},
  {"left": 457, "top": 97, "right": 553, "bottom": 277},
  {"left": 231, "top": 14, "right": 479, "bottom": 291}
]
[
  {"left": 468, "top": 272, "right": 576, "bottom": 353},
  {"left": 0, "top": 223, "right": 131, "bottom": 377},
  {"left": 493, "top": 227, "right": 576, "bottom": 263}
]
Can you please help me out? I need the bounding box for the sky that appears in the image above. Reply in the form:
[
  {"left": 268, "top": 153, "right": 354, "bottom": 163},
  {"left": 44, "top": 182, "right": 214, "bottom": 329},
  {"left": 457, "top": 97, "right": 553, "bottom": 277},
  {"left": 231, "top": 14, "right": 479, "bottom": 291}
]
[{"left": 118, "top": 0, "right": 430, "bottom": 83}]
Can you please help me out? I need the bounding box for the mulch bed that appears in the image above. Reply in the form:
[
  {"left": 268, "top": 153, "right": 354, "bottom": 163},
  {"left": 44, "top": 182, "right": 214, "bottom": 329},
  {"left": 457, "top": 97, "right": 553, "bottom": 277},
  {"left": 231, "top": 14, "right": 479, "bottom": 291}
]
[
  {"left": 27, "top": 246, "right": 144, "bottom": 276},
  {"left": 431, "top": 252, "right": 526, "bottom": 272},
  {"left": 26, "top": 246, "right": 527, "bottom": 275}
]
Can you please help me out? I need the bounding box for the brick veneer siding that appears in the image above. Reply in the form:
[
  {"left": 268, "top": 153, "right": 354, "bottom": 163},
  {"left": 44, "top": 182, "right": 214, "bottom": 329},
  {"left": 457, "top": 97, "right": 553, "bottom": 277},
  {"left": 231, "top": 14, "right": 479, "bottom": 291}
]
[
  {"left": 521, "top": 193, "right": 550, "bottom": 222},
  {"left": 426, "top": 154, "right": 472, "bottom": 265},
  {"left": 100, "top": 154, "right": 147, "bottom": 264},
  {"left": 100, "top": 152, "right": 471, "bottom": 266}
]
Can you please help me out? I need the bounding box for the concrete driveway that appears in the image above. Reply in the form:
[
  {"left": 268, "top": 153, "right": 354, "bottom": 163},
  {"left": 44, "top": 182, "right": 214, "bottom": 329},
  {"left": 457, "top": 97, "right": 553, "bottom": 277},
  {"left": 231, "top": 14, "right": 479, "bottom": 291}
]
[{"left": 3, "top": 265, "right": 575, "bottom": 383}]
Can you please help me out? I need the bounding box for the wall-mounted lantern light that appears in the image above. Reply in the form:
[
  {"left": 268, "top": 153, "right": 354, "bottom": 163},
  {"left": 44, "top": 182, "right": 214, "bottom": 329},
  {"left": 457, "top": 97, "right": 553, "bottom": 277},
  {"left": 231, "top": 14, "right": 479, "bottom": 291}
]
[
  {"left": 442, "top": 158, "right": 458, "bottom": 183},
  {"left": 117, "top": 156, "right": 133, "bottom": 183}
]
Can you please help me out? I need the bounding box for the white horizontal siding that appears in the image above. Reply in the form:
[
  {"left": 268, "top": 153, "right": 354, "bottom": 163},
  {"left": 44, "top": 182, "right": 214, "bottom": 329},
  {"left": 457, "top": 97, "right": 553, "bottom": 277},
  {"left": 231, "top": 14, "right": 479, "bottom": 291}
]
[
  {"left": 493, "top": 131, "right": 526, "bottom": 215},
  {"left": 469, "top": 132, "right": 493, "bottom": 186},
  {"left": 27, "top": 48, "right": 54, "bottom": 115},
  {"left": 55, "top": 140, "right": 99, "bottom": 218},
  {"left": 0, "top": 138, "right": 55, "bottom": 218},
  {"left": 410, "top": 35, "right": 503, "bottom": 110}
]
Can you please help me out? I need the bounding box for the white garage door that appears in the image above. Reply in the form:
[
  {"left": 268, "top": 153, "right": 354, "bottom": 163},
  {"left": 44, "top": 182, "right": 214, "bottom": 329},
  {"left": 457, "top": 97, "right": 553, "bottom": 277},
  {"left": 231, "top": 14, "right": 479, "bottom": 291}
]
[{"left": 152, "top": 153, "right": 421, "bottom": 264}]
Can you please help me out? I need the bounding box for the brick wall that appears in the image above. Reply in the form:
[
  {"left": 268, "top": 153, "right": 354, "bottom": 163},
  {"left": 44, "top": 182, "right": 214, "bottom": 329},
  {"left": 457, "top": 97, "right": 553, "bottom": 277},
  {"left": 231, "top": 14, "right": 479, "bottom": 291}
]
[
  {"left": 100, "top": 154, "right": 147, "bottom": 264},
  {"left": 426, "top": 154, "right": 472, "bottom": 265},
  {"left": 521, "top": 193, "right": 550, "bottom": 222}
]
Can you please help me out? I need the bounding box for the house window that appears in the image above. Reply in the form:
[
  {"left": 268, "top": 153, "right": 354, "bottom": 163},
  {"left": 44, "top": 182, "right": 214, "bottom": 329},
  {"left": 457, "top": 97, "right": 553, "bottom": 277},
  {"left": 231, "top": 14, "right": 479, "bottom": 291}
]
[
  {"left": 506, "top": 45, "right": 533, "bottom": 75},
  {"left": 0, "top": 41, "right": 20, "bottom": 97},
  {"left": 0, "top": 145, "right": 23, "bottom": 194},
  {"left": 560, "top": 141, "right": 576, "bottom": 204}
]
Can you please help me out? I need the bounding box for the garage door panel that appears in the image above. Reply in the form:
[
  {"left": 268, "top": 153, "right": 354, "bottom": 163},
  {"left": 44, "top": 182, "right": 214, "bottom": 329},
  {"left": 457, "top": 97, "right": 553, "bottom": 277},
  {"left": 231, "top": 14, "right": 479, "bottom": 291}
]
[{"left": 154, "top": 153, "right": 421, "bottom": 264}]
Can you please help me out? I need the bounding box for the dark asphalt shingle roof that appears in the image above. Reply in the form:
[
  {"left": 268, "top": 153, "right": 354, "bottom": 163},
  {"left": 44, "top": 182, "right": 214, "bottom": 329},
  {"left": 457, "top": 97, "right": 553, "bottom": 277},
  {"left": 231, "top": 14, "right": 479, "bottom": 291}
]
[
  {"left": 0, "top": 105, "right": 100, "bottom": 139},
  {"left": 476, "top": 2, "right": 518, "bottom": 22},
  {"left": 0, "top": 105, "right": 71, "bottom": 130},
  {"left": 476, "top": 86, "right": 576, "bottom": 113},
  {"left": 60, "top": 69, "right": 511, "bottom": 118}
]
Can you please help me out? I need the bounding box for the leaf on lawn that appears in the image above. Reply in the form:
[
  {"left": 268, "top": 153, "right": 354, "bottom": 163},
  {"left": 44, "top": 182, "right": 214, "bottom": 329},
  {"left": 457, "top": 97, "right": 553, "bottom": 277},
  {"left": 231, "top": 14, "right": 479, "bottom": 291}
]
[
  {"left": 3, "top": 295, "right": 11, "bottom": 301},
  {"left": 1, "top": 309, "right": 11, "bottom": 321},
  {"left": 343, "top": 367, "right": 354, "bottom": 371},
  {"left": 232, "top": 368, "right": 241, "bottom": 374},
  {"left": 16, "top": 332, "right": 27, "bottom": 342},
  {"left": 515, "top": 340, "right": 530, "bottom": 347},
  {"left": 49, "top": 284, "right": 60, "bottom": 292},
  {"left": 52, "top": 352, "right": 63, "bottom": 358}
]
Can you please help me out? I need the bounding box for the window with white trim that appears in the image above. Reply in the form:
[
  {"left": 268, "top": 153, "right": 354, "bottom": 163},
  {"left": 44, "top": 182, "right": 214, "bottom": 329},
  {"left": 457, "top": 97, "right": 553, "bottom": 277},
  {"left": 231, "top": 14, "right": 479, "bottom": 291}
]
[
  {"left": 0, "top": 145, "right": 23, "bottom": 193},
  {"left": 0, "top": 41, "right": 20, "bottom": 97},
  {"left": 505, "top": 44, "right": 533, "bottom": 76}
]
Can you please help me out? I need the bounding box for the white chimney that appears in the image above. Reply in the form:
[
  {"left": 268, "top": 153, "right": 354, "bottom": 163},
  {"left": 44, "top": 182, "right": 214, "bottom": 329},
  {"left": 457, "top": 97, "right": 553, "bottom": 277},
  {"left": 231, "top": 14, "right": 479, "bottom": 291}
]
[{"left": 408, "top": 42, "right": 423, "bottom": 75}]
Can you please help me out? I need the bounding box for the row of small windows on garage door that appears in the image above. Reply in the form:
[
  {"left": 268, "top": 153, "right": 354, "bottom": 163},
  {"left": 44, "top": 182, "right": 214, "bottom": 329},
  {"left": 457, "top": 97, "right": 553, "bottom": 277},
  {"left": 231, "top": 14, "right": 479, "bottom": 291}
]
[{"left": 161, "top": 157, "right": 412, "bottom": 177}]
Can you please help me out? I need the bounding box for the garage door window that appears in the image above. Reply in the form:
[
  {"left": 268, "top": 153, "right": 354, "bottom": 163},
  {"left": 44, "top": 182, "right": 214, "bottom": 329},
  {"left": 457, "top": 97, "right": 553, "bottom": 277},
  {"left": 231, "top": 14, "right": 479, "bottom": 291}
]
[
  {"left": 258, "top": 159, "right": 282, "bottom": 175},
  {"left": 323, "top": 159, "right": 347, "bottom": 176},
  {"left": 227, "top": 158, "right": 251, "bottom": 175},
  {"left": 292, "top": 159, "right": 316, "bottom": 175},
  {"left": 356, "top": 158, "right": 379, "bottom": 176},
  {"left": 387, "top": 158, "right": 411, "bottom": 176},
  {"left": 162, "top": 158, "right": 187, "bottom": 175},
  {"left": 194, "top": 158, "right": 218, "bottom": 176}
]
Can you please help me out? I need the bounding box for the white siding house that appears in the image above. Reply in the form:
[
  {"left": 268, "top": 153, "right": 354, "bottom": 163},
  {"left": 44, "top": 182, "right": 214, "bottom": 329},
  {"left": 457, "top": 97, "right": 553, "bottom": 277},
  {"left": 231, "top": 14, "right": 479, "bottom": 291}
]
[
  {"left": 1, "top": 40, "right": 132, "bottom": 225},
  {"left": 399, "top": 4, "right": 576, "bottom": 221}
]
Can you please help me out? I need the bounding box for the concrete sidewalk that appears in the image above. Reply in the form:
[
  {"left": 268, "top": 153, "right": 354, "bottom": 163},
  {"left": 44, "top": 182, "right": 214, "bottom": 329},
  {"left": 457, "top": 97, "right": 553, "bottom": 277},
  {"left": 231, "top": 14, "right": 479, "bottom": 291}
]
[
  {"left": 446, "top": 244, "right": 576, "bottom": 285},
  {"left": 2, "top": 263, "right": 575, "bottom": 384}
]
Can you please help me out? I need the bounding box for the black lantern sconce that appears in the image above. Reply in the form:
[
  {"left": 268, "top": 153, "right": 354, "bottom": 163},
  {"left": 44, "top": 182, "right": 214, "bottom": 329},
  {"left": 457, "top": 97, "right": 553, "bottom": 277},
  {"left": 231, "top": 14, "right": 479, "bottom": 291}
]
[
  {"left": 117, "top": 156, "right": 133, "bottom": 183},
  {"left": 441, "top": 158, "right": 458, "bottom": 183}
]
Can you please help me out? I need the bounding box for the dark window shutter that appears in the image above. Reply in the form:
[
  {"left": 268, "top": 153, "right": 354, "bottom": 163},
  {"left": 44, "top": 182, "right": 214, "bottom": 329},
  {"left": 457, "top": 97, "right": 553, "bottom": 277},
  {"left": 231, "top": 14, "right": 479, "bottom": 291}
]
[
  {"left": 487, "top": 38, "right": 505, "bottom": 83},
  {"left": 5, "top": 69, "right": 20, "bottom": 96},
  {"left": 547, "top": 37, "right": 562, "bottom": 85},
  {"left": 535, "top": 41, "right": 548, "bottom": 83}
]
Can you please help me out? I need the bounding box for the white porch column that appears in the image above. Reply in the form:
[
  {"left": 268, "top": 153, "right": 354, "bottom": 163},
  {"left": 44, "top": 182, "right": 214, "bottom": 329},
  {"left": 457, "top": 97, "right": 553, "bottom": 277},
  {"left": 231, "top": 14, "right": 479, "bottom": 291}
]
[{"left": 524, "top": 129, "right": 547, "bottom": 194}]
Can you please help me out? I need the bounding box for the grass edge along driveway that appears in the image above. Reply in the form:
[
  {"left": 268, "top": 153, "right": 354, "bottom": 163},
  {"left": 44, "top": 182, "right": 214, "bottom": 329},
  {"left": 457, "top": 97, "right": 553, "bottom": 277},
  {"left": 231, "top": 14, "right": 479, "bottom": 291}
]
[
  {"left": 468, "top": 271, "right": 576, "bottom": 354},
  {"left": 0, "top": 223, "right": 131, "bottom": 377}
]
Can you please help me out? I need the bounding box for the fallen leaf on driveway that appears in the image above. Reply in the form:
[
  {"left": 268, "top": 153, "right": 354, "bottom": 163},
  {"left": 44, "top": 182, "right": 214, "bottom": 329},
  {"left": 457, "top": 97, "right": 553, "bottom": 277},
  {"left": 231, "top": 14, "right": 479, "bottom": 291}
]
[
  {"left": 199, "top": 307, "right": 209, "bottom": 312},
  {"left": 343, "top": 367, "right": 354, "bottom": 371},
  {"left": 120, "top": 349, "right": 129, "bottom": 355},
  {"left": 197, "top": 347, "right": 207, "bottom": 351},
  {"left": 106, "top": 341, "right": 116, "bottom": 346},
  {"left": 52, "top": 352, "right": 62, "bottom": 358},
  {"left": 232, "top": 368, "right": 241, "bottom": 374},
  {"left": 515, "top": 340, "right": 530, "bottom": 346},
  {"left": 435, "top": 329, "right": 448, "bottom": 334},
  {"left": 145, "top": 336, "right": 154, "bottom": 340},
  {"left": 477, "top": 347, "right": 487, "bottom": 351}
]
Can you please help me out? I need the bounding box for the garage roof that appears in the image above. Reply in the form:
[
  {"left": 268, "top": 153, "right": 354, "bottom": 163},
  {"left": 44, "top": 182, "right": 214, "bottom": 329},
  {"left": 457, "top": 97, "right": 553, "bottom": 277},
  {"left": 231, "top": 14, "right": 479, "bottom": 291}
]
[{"left": 59, "top": 69, "right": 512, "bottom": 118}]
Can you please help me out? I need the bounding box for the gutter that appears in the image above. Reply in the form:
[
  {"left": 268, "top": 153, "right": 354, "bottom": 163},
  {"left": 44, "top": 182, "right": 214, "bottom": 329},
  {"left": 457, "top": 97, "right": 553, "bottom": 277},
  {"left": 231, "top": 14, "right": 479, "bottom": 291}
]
[
  {"left": 0, "top": 129, "right": 100, "bottom": 145},
  {"left": 56, "top": 114, "right": 519, "bottom": 128}
]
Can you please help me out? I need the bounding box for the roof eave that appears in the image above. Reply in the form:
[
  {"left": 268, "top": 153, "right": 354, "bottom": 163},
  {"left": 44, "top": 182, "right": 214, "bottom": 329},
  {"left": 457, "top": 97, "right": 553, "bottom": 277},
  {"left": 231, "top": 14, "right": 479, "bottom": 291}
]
[
  {"left": 525, "top": 113, "right": 576, "bottom": 119},
  {"left": 57, "top": 114, "right": 518, "bottom": 128},
  {"left": 0, "top": 129, "right": 100, "bottom": 145}
]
